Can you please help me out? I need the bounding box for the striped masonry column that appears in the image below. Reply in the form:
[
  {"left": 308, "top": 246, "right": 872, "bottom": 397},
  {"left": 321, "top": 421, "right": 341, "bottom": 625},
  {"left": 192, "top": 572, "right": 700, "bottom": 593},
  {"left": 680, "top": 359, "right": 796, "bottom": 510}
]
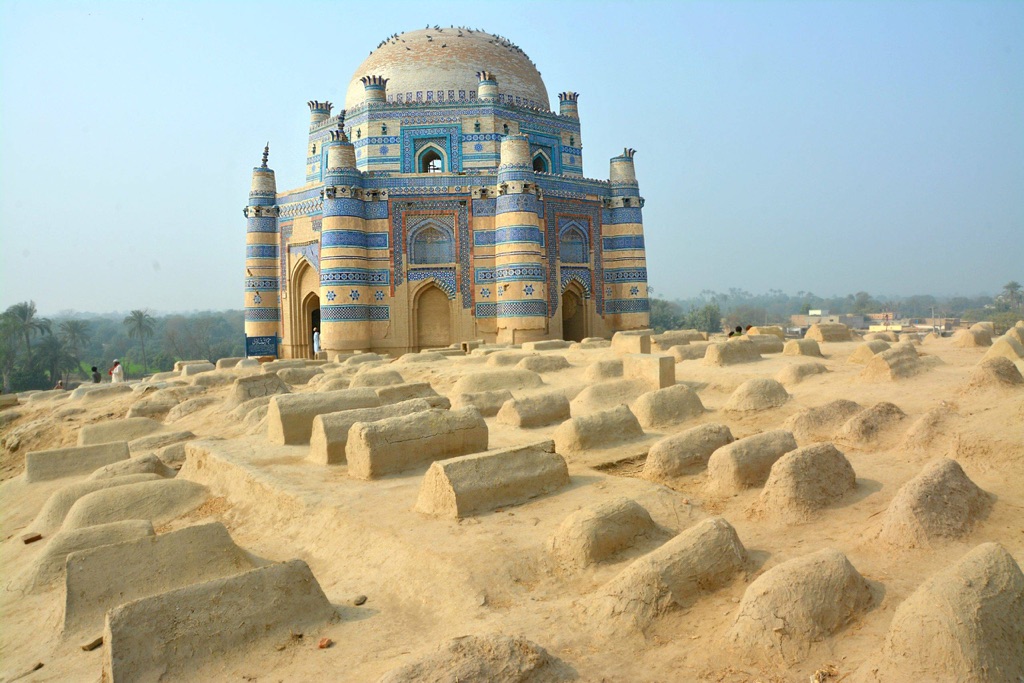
[
  {"left": 603, "top": 148, "right": 649, "bottom": 331},
  {"left": 494, "top": 134, "right": 548, "bottom": 344},
  {"left": 244, "top": 145, "right": 282, "bottom": 355},
  {"left": 319, "top": 118, "right": 371, "bottom": 352}
]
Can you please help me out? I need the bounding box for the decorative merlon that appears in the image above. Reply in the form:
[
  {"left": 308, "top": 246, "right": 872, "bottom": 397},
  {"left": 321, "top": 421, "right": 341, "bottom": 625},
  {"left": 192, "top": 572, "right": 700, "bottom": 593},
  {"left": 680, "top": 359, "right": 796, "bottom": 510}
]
[
  {"left": 360, "top": 75, "right": 389, "bottom": 88},
  {"left": 558, "top": 92, "right": 580, "bottom": 102}
]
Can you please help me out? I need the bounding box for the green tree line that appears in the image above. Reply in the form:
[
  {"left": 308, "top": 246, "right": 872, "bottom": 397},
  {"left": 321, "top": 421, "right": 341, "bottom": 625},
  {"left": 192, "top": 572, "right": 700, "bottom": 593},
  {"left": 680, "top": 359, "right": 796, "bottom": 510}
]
[
  {"left": 0, "top": 303, "right": 245, "bottom": 392},
  {"left": 649, "top": 282, "right": 1022, "bottom": 334}
]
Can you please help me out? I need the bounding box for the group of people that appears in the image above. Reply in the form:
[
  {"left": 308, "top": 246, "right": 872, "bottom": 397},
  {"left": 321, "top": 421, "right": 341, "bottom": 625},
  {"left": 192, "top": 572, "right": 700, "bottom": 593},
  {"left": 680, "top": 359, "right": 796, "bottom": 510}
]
[
  {"left": 51, "top": 360, "right": 124, "bottom": 390},
  {"left": 727, "top": 324, "right": 753, "bottom": 338}
]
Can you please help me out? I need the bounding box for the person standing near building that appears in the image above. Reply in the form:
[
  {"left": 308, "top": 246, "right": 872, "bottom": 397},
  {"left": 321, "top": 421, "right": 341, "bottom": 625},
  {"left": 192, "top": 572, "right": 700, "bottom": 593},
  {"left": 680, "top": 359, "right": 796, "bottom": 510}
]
[
  {"left": 109, "top": 360, "right": 125, "bottom": 383},
  {"left": 312, "top": 327, "right": 320, "bottom": 356}
]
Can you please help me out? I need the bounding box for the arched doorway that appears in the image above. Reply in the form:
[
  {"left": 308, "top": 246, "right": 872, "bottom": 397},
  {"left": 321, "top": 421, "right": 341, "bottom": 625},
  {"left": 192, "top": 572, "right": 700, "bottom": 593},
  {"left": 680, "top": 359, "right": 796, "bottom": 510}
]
[
  {"left": 288, "top": 258, "right": 319, "bottom": 359},
  {"left": 304, "top": 293, "right": 320, "bottom": 357},
  {"left": 415, "top": 284, "right": 451, "bottom": 350},
  {"left": 562, "top": 285, "right": 586, "bottom": 342}
]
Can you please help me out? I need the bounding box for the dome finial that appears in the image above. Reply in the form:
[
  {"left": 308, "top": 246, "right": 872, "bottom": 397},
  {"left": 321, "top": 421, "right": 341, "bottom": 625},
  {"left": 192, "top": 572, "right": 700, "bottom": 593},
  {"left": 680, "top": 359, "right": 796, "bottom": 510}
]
[{"left": 261, "top": 143, "right": 269, "bottom": 168}]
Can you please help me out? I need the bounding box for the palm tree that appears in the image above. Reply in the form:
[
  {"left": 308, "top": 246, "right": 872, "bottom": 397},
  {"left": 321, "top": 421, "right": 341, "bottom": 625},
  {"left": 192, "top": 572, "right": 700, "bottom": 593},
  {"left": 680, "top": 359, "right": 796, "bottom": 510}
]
[
  {"left": 58, "top": 319, "right": 90, "bottom": 377},
  {"left": 5, "top": 301, "right": 51, "bottom": 364},
  {"left": 1003, "top": 281, "right": 1022, "bottom": 311},
  {"left": 123, "top": 309, "right": 155, "bottom": 375},
  {"left": 35, "top": 334, "right": 78, "bottom": 386},
  {"left": 0, "top": 312, "right": 18, "bottom": 393}
]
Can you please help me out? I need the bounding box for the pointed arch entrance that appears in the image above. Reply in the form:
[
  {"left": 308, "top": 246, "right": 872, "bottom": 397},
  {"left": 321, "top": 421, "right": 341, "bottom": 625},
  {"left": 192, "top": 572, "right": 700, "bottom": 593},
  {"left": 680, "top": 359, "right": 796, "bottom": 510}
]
[
  {"left": 415, "top": 284, "right": 451, "bottom": 350},
  {"left": 562, "top": 282, "right": 587, "bottom": 342},
  {"left": 303, "top": 292, "right": 320, "bottom": 358},
  {"left": 288, "top": 257, "right": 320, "bottom": 358}
]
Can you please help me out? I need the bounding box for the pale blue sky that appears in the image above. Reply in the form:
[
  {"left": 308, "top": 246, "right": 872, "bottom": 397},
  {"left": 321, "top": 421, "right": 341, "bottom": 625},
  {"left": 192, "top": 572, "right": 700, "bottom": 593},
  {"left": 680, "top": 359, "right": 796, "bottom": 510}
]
[{"left": 1, "top": 0, "right": 1021, "bottom": 313}]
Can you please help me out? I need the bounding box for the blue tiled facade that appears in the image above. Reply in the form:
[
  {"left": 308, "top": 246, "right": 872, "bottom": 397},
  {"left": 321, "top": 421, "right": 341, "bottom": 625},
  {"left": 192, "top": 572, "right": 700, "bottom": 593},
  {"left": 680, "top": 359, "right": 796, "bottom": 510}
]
[{"left": 247, "top": 28, "right": 649, "bottom": 353}]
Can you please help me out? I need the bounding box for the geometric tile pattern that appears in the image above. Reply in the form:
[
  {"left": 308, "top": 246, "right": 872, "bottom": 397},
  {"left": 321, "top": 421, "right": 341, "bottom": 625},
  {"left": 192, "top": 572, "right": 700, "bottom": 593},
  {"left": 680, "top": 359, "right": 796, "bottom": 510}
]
[
  {"left": 321, "top": 230, "right": 389, "bottom": 250},
  {"left": 321, "top": 304, "right": 390, "bottom": 321},
  {"left": 472, "top": 197, "right": 496, "bottom": 217},
  {"left": 602, "top": 235, "right": 645, "bottom": 251},
  {"left": 606, "top": 207, "right": 644, "bottom": 224},
  {"left": 494, "top": 226, "right": 543, "bottom": 244},
  {"left": 244, "top": 307, "right": 281, "bottom": 321},
  {"left": 401, "top": 126, "right": 461, "bottom": 173},
  {"left": 604, "top": 298, "right": 651, "bottom": 314},
  {"left": 246, "top": 245, "right": 279, "bottom": 259},
  {"left": 497, "top": 300, "right": 547, "bottom": 318},
  {"left": 246, "top": 216, "right": 279, "bottom": 233},
  {"left": 560, "top": 267, "right": 592, "bottom": 298},
  {"left": 365, "top": 202, "right": 389, "bottom": 219},
  {"left": 323, "top": 197, "right": 366, "bottom": 218},
  {"left": 547, "top": 199, "right": 603, "bottom": 315},
  {"left": 390, "top": 199, "right": 471, "bottom": 307},
  {"left": 472, "top": 230, "right": 495, "bottom": 247},
  {"left": 408, "top": 267, "right": 457, "bottom": 298},
  {"left": 495, "top": 264, "right": 545, "bottom": 282},
  {"left": 320, "top": 268, "right": 390, "bottom": 286},
  {"left": 244, "top": 277, "right": 280, "bottom": 291},
  {"left": 495, "top": 193, "right": 543, "bottom": 215},
  {"left": 603, "top": 268, "right": 648, "bottom": 283},
  {"left": 289, "top": 243, "right": 320, "bottom": 273}
]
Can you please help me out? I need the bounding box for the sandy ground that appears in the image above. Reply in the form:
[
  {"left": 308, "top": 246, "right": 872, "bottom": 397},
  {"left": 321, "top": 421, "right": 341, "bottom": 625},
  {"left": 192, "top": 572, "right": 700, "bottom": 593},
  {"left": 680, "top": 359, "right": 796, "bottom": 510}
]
[{"left": 0, "top": 334, "right": 1022, "bottom": 682}]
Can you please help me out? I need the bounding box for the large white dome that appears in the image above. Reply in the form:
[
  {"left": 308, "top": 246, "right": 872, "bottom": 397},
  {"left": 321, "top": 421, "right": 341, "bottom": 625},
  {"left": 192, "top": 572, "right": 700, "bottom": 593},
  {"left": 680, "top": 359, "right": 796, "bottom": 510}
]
[{"left": 344, "top": 28, "right": 549, "bottom": 111}]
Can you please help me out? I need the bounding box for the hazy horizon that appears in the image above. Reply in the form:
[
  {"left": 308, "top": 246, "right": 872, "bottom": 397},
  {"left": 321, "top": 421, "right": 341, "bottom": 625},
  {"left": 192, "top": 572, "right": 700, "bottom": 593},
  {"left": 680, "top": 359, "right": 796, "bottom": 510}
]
[
  {"left": 2, "top": 0, "right": 1021, "bottom": 313},
  {"left": 25, "top": 286, "right": 1009, "bottom": 319}
]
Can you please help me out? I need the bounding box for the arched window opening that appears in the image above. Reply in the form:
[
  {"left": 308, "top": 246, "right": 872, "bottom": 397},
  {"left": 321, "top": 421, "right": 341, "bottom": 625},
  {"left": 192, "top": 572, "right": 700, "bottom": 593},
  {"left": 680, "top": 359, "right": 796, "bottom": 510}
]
[
  {"left": 532, "top": 154, "right": 548, "bottom": 173},
  {"left": 560, "top": 226, "right": 587, "bottom": 263},
  {"left": 420, "top": 149, "right": 443, "bottom": 173},
  {"left": 411, "top": 225, "right": 455, "bottom": 264}
]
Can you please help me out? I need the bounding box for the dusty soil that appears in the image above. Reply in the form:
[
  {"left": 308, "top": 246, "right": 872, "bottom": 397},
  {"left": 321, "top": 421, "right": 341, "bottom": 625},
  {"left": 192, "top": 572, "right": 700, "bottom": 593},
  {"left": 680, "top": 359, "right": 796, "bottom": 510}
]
[{"left": 1, "top": 333, "right": 1021, "bottom": 682}]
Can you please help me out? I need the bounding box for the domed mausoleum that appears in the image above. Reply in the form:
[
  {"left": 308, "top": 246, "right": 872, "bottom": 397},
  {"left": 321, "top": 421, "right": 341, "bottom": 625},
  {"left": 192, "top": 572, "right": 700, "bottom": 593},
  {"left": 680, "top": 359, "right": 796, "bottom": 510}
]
[{"left": 244, "top": 28, "right": 648, "bottom": 357}]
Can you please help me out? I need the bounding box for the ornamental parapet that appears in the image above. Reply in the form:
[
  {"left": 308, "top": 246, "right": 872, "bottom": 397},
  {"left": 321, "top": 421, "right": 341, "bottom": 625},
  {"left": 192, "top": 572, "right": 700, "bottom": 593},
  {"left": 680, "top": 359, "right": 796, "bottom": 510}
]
[{"left": 243, "top": 205, "right": 281, "bottom": 218}]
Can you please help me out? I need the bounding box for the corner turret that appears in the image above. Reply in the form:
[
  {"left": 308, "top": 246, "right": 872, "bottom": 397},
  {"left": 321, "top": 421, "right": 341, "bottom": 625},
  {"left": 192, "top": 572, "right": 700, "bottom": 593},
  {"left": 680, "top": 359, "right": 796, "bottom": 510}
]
[
  {"left": 477, "top": 70, "right": 499, "bottom": 102},
  {"left": 307, "top": 100, "right": 332, "bottom": 125},
  {"left": 558, "top": 92, "right": 579, "bottom": 119},
  {"left": 360, "top": 75, "right": 389, "bottom": 104}
]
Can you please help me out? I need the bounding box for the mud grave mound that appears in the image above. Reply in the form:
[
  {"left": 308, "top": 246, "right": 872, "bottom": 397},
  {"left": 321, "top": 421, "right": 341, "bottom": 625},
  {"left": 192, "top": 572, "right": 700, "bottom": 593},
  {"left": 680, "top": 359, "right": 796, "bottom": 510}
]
[
  {"left": 858, "top": 543, "right": 1024, "bottom": 682},
  {"left": 378, "top": 634, "right": 576, "bottom": 683},
  {"left": 587, "top": 517, "right": 747, "bottom": 633},
  {"left": 982, "top": 335, "right": 1024, "bottom": 364},
  {"left": 729, "top": 548, "right": 873, "bottom": 664},
  {"left": 754, "top": 443, "right": 857, "bottom": 523},
  {"left": 952, "top": 328, "right": 992, "bottom": 347},
  {"left": 642, "top": 423, "right": 734, "bottom": 479},
  {"left": 901, "top": 404, "right": 960, "bottom": 450},
  {"left": 833, "top": 401, "right": 906, "bottom": 446},
  {"left": 878, "top": 458, "right": 991, "bottom": 548},
  {"left": 723, "top": 378, "right": 790, "bottom": 412},
  {"left": 783, "top": 399, "right": 864, "bottom": 444},
  {"left": 774, "top": 362, "right": 828, "bottom": 386},
  {"left": 964, "top": 356, "right": 1024, "bottom": 391}
]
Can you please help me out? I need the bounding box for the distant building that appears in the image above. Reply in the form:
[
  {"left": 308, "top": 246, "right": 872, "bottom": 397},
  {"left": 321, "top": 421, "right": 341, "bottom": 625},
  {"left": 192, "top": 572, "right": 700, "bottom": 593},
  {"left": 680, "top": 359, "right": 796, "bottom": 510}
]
[
  {"left": 790, "top": 313, "right": 866, "bottom": 330},
  {"left": 865, "top": 312, "right": 899, "bottom": 324},
  {"left": 243, "top": 28, "right": 649, "bottom": 358}
]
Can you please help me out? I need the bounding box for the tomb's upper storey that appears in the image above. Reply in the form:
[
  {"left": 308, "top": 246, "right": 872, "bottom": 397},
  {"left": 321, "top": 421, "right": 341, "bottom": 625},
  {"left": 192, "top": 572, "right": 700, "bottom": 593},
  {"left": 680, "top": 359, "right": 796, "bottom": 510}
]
[{"left": 344, "top": 27, "right": 550, "bottom": 111}]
